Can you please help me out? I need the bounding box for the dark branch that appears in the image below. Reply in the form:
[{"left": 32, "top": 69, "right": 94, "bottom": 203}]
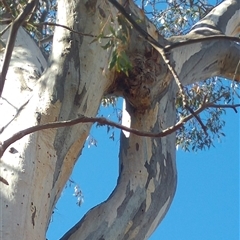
[
  {"left": 207, "top": 103, "right": 240, "bottom": 113},
  {"left": 108, "top": 0, "right": 165, "bottom": 49},
  {"left": 1, "top": 102, "right": 240, "bottom": 158},
  {"left": 32, "top": 22, "right": 109, "bottom": 38},
  {"left": 0, "top": 175, "right": 9, "bottom": 185},
  {"left": 1, "top": 0, "right": 13, "bottom": 17},
  {"left": 0, "top": 20, "right": 112, "bottom": 39},
  {"left": 165, "top": 35, "right": 240, "bottom": 52},
  {"left": 108, "top": 0, "right": 240, "bottom": 135}
]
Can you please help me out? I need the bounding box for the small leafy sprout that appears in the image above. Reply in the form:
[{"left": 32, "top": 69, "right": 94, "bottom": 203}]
[
  {"left": 91, "top": 14, "right": 132, "bottom": 75},
  {"left": 95, "top": 15, "right": 132, "bottom": 76},
  {"left": 108, "top": 15, "right": 132, "bottom": 75},
  {"left": 101, "top": 96, "right": 117, "bottom": 107},
  {"left": 73, "top": 185, "right": 84, "bottom": 207},
  {"left": 87, "top": 135, "right": 98, "bottom": 148},
  {"left": 108, "top": 49, "right": 132, "bottom": 76},
  {"left": 175, "top": 78, "right": 237, "bottom": 151}
]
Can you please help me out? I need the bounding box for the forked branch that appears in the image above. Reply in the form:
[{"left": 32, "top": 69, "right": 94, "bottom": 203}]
[{"left": 107, "top": 0, "right": 240, "bottom": 134}]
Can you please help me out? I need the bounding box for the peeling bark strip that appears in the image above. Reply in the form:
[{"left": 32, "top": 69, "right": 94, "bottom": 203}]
[
  {"left": 0, "top": 175, "right": 9, "bottom": 185},
  {"left": 31, "top": 204, "right": 37, "bottom": 228},
  {"left": 0, "top": 0, "right": 240, "bottom": 239}
]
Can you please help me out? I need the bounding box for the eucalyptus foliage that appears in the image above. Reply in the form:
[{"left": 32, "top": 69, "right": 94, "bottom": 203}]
[
  {"left": 137, "top": 0, "right": 240, "bottom": 151},
  {"left": 1, "top": 0, "right": 239, "bottom": 152}
]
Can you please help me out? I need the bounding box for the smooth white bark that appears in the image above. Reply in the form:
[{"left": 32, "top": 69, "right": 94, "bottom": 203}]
[
  {"left": 192, "top": 0, "right": 240, "bottom": 36},
  {"left": 0, "top": 0, "right": 115, "bottom": 238},
  {"left": 0, "top": 0, "right": 239, "bottom": 239}
]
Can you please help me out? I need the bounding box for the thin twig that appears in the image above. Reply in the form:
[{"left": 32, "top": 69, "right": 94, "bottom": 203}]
[
  {"left": 0, "top": 19, "right": 12, "bottom": 24},
  {"left": 164, "top": 55, "right": 208, "bottom": 134},
  {"left": 0, "top": 176, "right": 9, "bottom": 185},
  {"left": 27, "top": 0, "right": 39, "bottom": 23},
  {"left": 32, "top": 22, "right": 111, "bottom": 39},
  {"left": 1, "top": 0, "right": 13, "bottom": 16},
  {"left": 1, "top": 102, "right": 240, "bottom": 158},
  {"left": 107, "top": 0, "right": 219, "bottom": 135},
  {"left": 207, "top": 103, "right": 240, "bottom": 113},
  {"left": 0, "top": 24, "right": 11, "bottom": 39},
  {"left": 0, "top": 0, "right": 38, "bottom": 98},
  {"left": 108, "top": 0, "right": 165, "bottom": 49},
  {"left": 0, "top": 97, "right": 31, "bottom": 134},
  {"left": 233, "top": 60, "right": 240, "bottom": 81},
  {"left": 164, "top": 35, "right": 240, "bottom": 52},
  {"left": 0, "top": 20, "right": 112, "bottom": 40}
]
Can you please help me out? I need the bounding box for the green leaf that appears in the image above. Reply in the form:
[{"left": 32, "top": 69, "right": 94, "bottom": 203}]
[
  {"left": 109, "top": 26, "right": 116, "bottom": 36},
  {"left": 101, "top": 40, "right": 113, "bottom": 50},
  {"left": 108, "top": 49, "right": 118, "bottom": 70},
  {"left": 90, "top": 32, "right": 104, "bottom": 44}
]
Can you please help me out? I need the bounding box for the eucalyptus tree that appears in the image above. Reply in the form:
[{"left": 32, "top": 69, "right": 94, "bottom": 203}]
[{"left": 0, "top": 0, "right": 239, "bottom": 239}]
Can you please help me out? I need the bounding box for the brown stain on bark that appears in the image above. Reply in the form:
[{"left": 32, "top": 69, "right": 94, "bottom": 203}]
[
  {"left": 108, "top": 47, "right": 169, "bottom": 111},
  {"left": 85, "top": 0, "right": 98, "bottom": 13},
  {"left": 135, "top": 143, "right": 139, "bottom": 151}
]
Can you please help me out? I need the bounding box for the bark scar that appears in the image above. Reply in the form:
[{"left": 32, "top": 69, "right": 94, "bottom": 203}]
[{"left": 31, "top": 204, "right": 36, "bottom": 228}]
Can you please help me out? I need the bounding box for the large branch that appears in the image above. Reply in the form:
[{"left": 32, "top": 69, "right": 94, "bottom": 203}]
[
  {"left": 61, "top": 1, "right": 240, "bottom": 239},
  {"left": 61, "top": 83, "right": 178, "bottom": 240},
  {"left": 192, "top": 0, "right": 240, "bottom": 36},
  {"left": 109, "top": 0, "right": 240, "bottom": 86},
  {"left": 168, "top": 0, "right": 240, "bottom": 85},
  {"left": 0, "top": 0, "right": 115, "bottom": 239},
  {"left": 1, "top": 101, "right": 239, "bottom": 159}
]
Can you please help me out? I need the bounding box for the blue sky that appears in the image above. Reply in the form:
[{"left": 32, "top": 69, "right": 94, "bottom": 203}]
[
  {"left": 47, "top": 1, "right": 239, "bottom": 238},
  {"left": 47, "top": 97, "right": 239, "bottom": 240}
]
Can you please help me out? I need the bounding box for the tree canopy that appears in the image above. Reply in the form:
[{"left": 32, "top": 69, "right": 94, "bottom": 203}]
[{"left": 0, "top": 0, "right": 239, "bottom": 239}]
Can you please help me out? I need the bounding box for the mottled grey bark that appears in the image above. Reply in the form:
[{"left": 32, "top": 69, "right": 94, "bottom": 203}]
[
  {"left": 0, "top": 0, "right": 239, "bottom": 239},
  {"left": 61, "top": 1, "right": 240, "bottom": 239},
  {"left": 0, "top": 0, "right": 115, "bottom": 239}
]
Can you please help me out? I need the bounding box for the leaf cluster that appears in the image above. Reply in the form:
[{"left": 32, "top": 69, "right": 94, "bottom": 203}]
[
  {"left": 0, "top": 0, "right": 56, "bottom": 55},
  {"left": 176, "top": 78, "right": 239, "bottom": 151},
  {"left": 2, "top": 0, "right": 239, "bottom": 152},
  {"left": 138, "top": 0, "right": 239, "bottom": 151},
  {"left": 95, "top": 15, "right": 132, "bottom": 76},
  {"left": 137, "top": 0, "right": 223, "bottom": 36}
]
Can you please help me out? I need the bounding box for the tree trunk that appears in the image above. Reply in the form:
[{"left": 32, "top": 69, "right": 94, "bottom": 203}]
[
  {"left": 0, "top": 0, "right": 239, "bottom": 239},
  {"left": 0, "top": 0, "right": 115, "bottom": 238}
]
